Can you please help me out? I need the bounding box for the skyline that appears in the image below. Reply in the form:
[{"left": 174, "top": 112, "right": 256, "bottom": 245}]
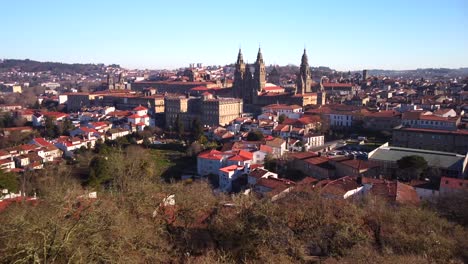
[{"left": 1, "top": 0, "right": 467, "bottom": 70}]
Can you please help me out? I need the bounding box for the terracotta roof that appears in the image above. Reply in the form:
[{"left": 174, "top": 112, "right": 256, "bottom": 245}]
[
  {"left": 265, "top": 138, "right": 285, "bottom": 148},
  {"left": 256, "top": 177, "right": 295, "bottom": 191},
  {"left": 0, "top": 197, "right": 38, "bottom": 212},
  {"left": 32, "top": 138, "right": 53, "bottom": 147},
  {"left": 249, "top": 168, "right": 270, "bottom": 179},
  {"left": 133, "top": 105, "right": 147, "bottom": 111},
  {"left": 321, "top": 176, "right": 361, "bottom": 197},
  {"left": 322, "top": 82, "right": 354, "bottom": 88},
  {"left": 304, "top": 156, "right": 329, "bottom": 165},
  {"left": 219, "top": 165, "right": 242, "bottom": 173},
  {"left": 259, "top": 144, "right": 273, "bottom": 153},
  {"left": 339, "top": 159, "right": 379, "bottom": 170},
  {"left": 198, "top": 149, "right": 224, "bottom": 160},
  {"left": 263, "top": 104, "right": 301, "bottom": 110},
  {"left": 370, "top": 181, "right": 420, "bottom": 205},
  {"left": 288, "top": 152, "right": 318, "bottom": 160},
  {"left": 79, "top": 127, "right": 98, "bottom": 133},
  {"left": 363, "top": 110, "right": 401, "bottom": 118}
]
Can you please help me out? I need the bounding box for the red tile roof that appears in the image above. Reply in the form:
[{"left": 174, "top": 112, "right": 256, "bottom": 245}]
[
  {"left": 198, "top": 149, "right": 224, "bottom": 160},
  {"left": 133, "top": 105, "right": 147, "bottom": 111},
  {"left": 304, "top": 156, "right": 329, "bottom": 165},
  {"left": 321, "top": 176, "right": 361, "bottom": 197},
  {"left": 339, "top": 159, "right": 379, "bottom": 170},
  {"left": 370, "top": 181, "right": 420, "bottom": 205},
  {"left": 256, "top": 177, "right": 295, "bottom": 190},
  {"left": 0, "top": 197, "right": 38, "bottom": 212},
  {"left": 219, "top": 165, "right": 242, "bottom": 173},
  {"left": 322, "top": 82, "right": 354, "bottom": 88},
  {"left": 32, "top": 138, "right": 53, "bottom": 147}
]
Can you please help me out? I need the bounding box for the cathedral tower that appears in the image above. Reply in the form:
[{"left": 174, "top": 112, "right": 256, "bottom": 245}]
[
  {"left": 107, "top": 74, "right": 115, "bottom": 90},
  {"left": 233, "top": 49, "right": 246, "bottom": 98},
  {"left": 253, "top": 48, "right": 266, "bottom": 104},
  {"left": 296, "top": 49, "right": 312, "bottom": 94}
]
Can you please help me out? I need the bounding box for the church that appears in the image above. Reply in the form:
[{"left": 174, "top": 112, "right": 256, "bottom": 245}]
[{"left": 232, "top": 48, "right": 325, "bottom": 111}]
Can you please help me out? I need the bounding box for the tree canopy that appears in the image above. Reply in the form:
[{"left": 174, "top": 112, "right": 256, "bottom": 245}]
[
  {"left": 247, "top": 131, "right": 264, "bottom": 141},
  {"left": 0, "top": 170, "right": 19, "bottom": 193}
]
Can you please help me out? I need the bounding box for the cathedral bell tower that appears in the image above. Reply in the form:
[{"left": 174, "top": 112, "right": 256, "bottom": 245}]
[
  {"left": 253, "top": 47, "right": 266, "bottom": 103},
  {"left": 296, "top": 49, "right": 312, "bottom": 94},
  {"left": 233, "top": 49, "right": 246, "bottom": 99}
]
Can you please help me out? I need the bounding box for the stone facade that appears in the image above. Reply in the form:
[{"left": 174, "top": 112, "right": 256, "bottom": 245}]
[{"left": 165, "top": 94, "right": 243, "bottom": 129}]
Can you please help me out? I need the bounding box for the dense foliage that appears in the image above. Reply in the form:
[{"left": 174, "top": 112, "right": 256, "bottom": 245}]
[{"left": 0, "top": 59, "right": 107, "bottom": 74}]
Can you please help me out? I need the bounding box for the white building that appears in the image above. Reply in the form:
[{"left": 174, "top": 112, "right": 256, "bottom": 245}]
[{"left": 330, "top": 113, "right": 352, "bottom": 127}]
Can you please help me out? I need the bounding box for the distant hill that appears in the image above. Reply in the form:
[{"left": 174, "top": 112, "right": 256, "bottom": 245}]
[
  {"left": 0, "top": 59, "right": 116, "bottom": 74},
  {"left": 366, "top": 68, "right": 468, "bottom": 78}
]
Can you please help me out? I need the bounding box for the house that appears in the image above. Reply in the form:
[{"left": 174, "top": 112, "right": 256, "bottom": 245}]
[
  {"left": 296, "top": 156, "right": 335, "bottom": 179},
  {"left": 409, "top": 180, "right": 439, "bottom": 202},
  {"left": 218, "top": 165, "right": 248, "bottom": 192},
  {"left": 362, "top": 110, "right": 402, "bottom": 131},
  {"left": 70, "top": 126, "right": 100, "bottom": 141},
  {"left": 401, "top": 111, "right": 459, "bottom": 131},
  {"left": 434, "top": 108, "right": 457, "bottom": 118},
  {"left": 86, "top": 121, "right": 112, "bottom": 133},
  {"left": 30, "top": 137, "right": 53, "bottom": 148},
  {"left": 318, "top": 176, "right": 420, "bottom": 205},
  {"left": 38, "top": 145, "right": 63, "bottom": 162},
  {"left": 28, "top": 138, "right": 62, "bottom": 162},
  {"left": 368, "top": 180, "right": 420, "bottom": 205},
  {"left": 106, "top": 128, "right": 130, "bottom": 141},
  {"left": 32, "top": 111, "right": 68, "bottom": 127},
  {"left": 302, "top": 133, "right": 325, "bottom": 150},
  {"left": 265, "top": 138, "right": 286, "bottom": 158},
  {"left": 16, "top": 109, "right": 35, "bottom": 122},
  {"left": 197, "top": 149, "right": 228, "bottom": 176},
  {"left": 0, "top": 159, "right": 15, "bottom": 172},
  {"left": 248, "top": 167, "right": 278, "bottom": 186},
  {"left": 261, "top": 104, "right": 303, "bottom": 119},
  {"left": 197, "top": 149, "right": 255, "bottom": 192},
  {"left": 320, "top": 176, "right": 366, "bottom": 200},
  {"left": 127, "top": 105, "right": 150, "bottom": 131},
  {"left": 439, "top": 177, "right": 468, "bottom": 195},
  {"left": 54, "top": 136, "right": 87, "bottom": 155},
  {"left": 252, "top": 145, "right": 272, "bottom": 164},
  {"left": 226, "top": 150, "right": 253, "bottom": 168},
  {"left": 0, "top": 126, "right": 34, "bottom": 137},
  {"left": 14, "top": 155, "right": 30, "bottom": 168},
  {"left": 253, "top": 177, "right": 295, "bottom": 201},
  {"left": 331, "top": 158, "right": 380, "bottom": 178},
  {"left": 0, "top": 150, "right": 11, "bottom": 160}
]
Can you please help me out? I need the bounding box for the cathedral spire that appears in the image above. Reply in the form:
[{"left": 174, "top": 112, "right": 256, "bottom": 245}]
[
  {"left": 256, "top": 47, "right": 264, "bottom": 65},
  {"left": 296, "top": 49, "right": 312, "bottom": 94},
  {"left": 236, "top": 48, "right": 244, "bottom": 65},
  {"left": 301, "top": 48, "right": 308, "bottom": 66}
]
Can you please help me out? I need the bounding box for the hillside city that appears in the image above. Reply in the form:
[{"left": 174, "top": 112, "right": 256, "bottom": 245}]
[{"left": 0, "top": 51, "right": 467, "bottom": 262}]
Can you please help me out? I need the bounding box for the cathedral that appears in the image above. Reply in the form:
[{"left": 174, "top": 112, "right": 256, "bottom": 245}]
[
  {"left": 107, "top": 72, "right": 130, "bottom": 90},
  {"left": 232, "top": 48, "right": 325, "bottom": 110}
]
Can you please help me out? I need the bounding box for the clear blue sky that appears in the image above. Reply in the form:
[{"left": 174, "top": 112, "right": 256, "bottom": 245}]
[{"left": 1, "top": 0, "right": 467, "bottom": 70}]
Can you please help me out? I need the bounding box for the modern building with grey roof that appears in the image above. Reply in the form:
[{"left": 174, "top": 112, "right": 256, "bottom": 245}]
[{"left": 368, "top": 143, "right": 468, "bottom": 178}]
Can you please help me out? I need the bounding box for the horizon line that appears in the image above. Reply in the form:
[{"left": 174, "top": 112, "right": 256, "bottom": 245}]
[{"left": 2, "top": 57, "right": 468, "bottom": 73}]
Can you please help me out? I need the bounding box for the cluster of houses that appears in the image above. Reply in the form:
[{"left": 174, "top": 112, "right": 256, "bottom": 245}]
[
  {"left": 196, "top": 100, "right": 468, "bottom": 205},
  {"left": 0, "top": 105, "right": 157, "bottom": 172}
]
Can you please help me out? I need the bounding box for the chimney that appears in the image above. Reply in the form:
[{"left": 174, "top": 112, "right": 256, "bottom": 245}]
[{"left": 357, "top": 176, "right": 362, "bottom": 185}]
